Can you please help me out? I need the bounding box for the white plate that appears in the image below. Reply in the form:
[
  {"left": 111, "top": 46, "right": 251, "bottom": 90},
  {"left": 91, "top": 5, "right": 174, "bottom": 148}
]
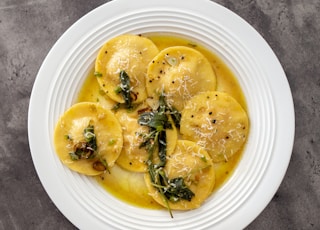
[{"left": 28, "top": 0, "right": 295, "bottom": 229}]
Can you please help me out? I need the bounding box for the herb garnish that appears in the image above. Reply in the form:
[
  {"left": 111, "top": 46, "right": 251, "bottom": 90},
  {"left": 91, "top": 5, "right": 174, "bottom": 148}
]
[
  {"left": 69, "top": 124, "right": 97, "bottom": 160},
  {"left": 67, "top": 124, "right": 109, "bottom": 172},
  {"left": 112, "top": 70, "right": 140, "bottom": 111},
  {"left": 116, "top": 70, "right": 134, "bottom": 109},
  {"left": 94, "top": 71, "right": 103, "bottom": 77},
  {"left": 138, "top": 93, "right": 194, "bottom": 218},
  {"left": 161, "top": 177, "right": 195, "bottom": 202},
  {"left": 168, "top": 106, "right": 181, "bottom": 128}
]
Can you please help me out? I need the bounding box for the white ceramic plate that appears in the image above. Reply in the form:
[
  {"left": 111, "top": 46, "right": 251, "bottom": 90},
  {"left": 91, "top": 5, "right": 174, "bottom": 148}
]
[{"left": 28, "top": 0, "right": 295, "bottom": 229}]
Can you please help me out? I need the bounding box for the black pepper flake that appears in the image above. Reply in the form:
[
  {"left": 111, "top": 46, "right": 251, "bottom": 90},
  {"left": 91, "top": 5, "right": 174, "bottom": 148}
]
[
  {"left": 226, "top": 136, "right": 229, "bottom": 139},
  {"left": 209, "top": 112, "right": 212, "bottom": 115},
  {"left": 207, "top": 96, "right": 210, "bottom": 99},
  {"left": 149, "top": 80, "right": 153, "bottom": 83},
  {"left": 212, "top": 119, "right": 216, "bottom": 124},
  {"left": 181, "top": 56, "right": 185, "bottom": 60},
  {"left": 102, "top": 84, "right": 106, "bottom": 87},
  {"left": 152, "top": 60, "right": 155, "bottom": 63},
  {"left": 172, "top": 81, "right": 175, "bottom": 84},
  {"left": 191, "top": 115, "right": 194, "bottom": 118},
  {"left": 160, "top": 70, "right": 163, "bottom": 74},
  {"left": 129, "top": 162, "right": 132, "bottom": 165},
  {"left": 105, "top": 50, "right": 108, "bottom": 54}
]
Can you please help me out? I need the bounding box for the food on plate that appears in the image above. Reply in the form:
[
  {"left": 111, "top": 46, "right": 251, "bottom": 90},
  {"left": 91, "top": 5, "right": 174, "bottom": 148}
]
[
  {"left": 180, "top": 91, "right": 249, "bottom": 162},
  {"left": 114, "top": 107, "right": 149, "bottom": 172},
  {"left": 53, "top": 102, "right": 123, "bottom": 175},
  {"left": 144, "top": 140, "right": 215, "bottom": 212},
  {"left": 95, "top": 34, "right": 159, "bottom": 105},
  {"left": 54, "top": 34, "right": 249, "bottom": 216},
  {"left": 146, "top": 46, "right": 217, "bottom": 111},
  {"left": 115, "top": 104, "right": 178, "bottom": 172}
]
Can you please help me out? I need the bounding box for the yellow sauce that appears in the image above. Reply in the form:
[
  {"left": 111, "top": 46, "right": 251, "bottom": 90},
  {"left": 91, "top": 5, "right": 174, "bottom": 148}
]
[{"left": 77, "top": 34, "right": 247, "bottom": 210}]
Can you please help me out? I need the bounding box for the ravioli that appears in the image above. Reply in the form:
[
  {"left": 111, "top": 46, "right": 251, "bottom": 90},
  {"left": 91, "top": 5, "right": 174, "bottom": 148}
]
[
  {"left": 53, "top": 34, "right": 250, "bottom": 214},
  {"left": 146, "top": 46, "right": 217, "bottom": 111},
  {"left": 180, "top": 91, "right": 249, "bottom": 162},
  {"left": 95, "top": 34, "right": 159, "bottom": 104},
  {"left": 144, "top": 140, "right": 215, "bottom": 210},
  {"left": 114, "top": 108, "right": 149, "bottom": 172},
  {"left": 54, "top": 102, "right": 123, "bottom": 175},
  {"left": 115, "top": 106, "right": 178, "bottom": 172}
]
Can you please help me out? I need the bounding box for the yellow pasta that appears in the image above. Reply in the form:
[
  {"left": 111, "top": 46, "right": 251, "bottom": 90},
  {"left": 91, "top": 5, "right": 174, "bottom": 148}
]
[
  {"left": 144, "top": 140, "right": 215, "bottom": 210},
  {"left": 54, "top": 102, "right": 123, "bottom": 175},
  {"left": 180, "top": 91, "right": 249, "bottom": 162},
  {"left": 114, "top": 107, "right": 149, "bottom": 172},
  {"left": 146, "top": 46, "right": 217, "bottom": 111},
  {"left": 95, "top": 34, "right": 159, "bottom": 104}
]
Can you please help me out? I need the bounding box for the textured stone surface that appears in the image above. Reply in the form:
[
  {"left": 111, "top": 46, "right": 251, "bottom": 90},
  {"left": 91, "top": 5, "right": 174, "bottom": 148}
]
[{"left": 0, "top": 0, "right": 319, "bottom": 229}]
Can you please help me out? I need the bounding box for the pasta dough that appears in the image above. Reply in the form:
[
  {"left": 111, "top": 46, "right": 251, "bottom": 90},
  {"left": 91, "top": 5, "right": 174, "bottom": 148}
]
[
  {"left": 146, "top": 46, "right": 216, "bottom": 111},
  {"left": 180, "top": 91, "right": 249, "bottom": 162},
  {"left": 95, "top": 34, "right": 159, "bottom": 104},
  {"left": 144, "top": 140, "right": 215, "bottom": 210},
  {"left": 54, "top": 102, "right": 123, "bottom": 175},
  {"left": 115, "top": 108, "right": 149, "bottom": 172}
]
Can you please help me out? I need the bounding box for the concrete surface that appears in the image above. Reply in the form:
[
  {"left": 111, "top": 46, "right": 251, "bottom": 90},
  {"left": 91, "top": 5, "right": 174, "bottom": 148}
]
[{"left": 0, "top": 0, "right": 319, "bottom": 229}]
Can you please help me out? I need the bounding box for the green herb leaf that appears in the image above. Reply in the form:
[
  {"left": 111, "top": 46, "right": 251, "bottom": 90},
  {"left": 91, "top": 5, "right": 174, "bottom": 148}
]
[
  {"left": 69, "top": 152, "right": 79, "bottom": 160},
  {"left": 138, "top": 92, "right": 193, "bottom": 218},
  {"left": 114, "top": 86, "right": 122, "bottom": 94},
  {"left": 112, "top": 103, "right": 121, "bottom": 112},
  {"left": 119, "top": 70, "right": 133, "bottom": 109},
  {"left": 69, "top": 124, "right": 97, "bottom": 161},
  {"left": 158, "top": 130, "right": 167, "bottom": 166},
  {"left": 64, "top": 134, "right": 72, "bottom": 140},
  {"left": 108, "top": 139, "right": 116, "bottom": 145},
  {"left": 138, "top": 112, "right": 170, "bottom": 131},
  {"left": 164, "top": 177, "right": 195, "bottom": 202},
  {"left": 169, "top": 107, "right": 181, "bottom": 128},
  {"left": 84, "top": 125, "right": 97, "bottom": 152},
  {"left": 100, "top": 158, "right": 110, "bottom": 174},
  {"left": 94, "top": 71, "right": 103, "bottom": 77}
]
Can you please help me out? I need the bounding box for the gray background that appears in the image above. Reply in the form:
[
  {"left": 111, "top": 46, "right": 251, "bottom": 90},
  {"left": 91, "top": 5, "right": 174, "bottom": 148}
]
[{"left": 0, "top": 0, "right": 319, "bottom": 229}]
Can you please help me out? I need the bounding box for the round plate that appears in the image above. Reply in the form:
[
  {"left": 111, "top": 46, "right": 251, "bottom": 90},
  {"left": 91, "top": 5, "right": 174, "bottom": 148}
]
[{"left": 28, "top": 0, "right": 295, "bottom": 229}]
